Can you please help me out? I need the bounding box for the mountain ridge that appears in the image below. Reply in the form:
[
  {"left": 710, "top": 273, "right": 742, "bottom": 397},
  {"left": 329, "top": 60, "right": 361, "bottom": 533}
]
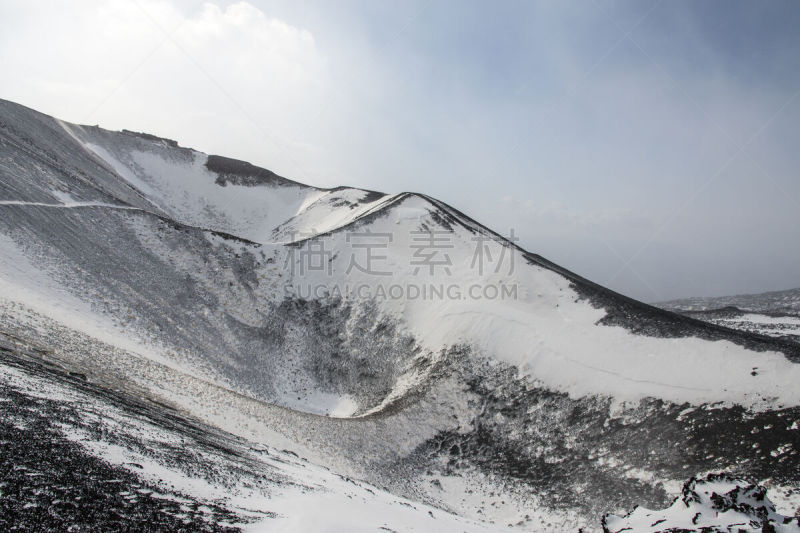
[{"left": 2, "top": 97, "right": 800, "bottom": 530}]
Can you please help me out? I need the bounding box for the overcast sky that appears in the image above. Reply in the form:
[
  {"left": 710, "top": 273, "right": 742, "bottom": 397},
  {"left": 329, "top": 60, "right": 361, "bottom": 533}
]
[{"left": 1, "top": 0, "right": 798, "bottom": 302}]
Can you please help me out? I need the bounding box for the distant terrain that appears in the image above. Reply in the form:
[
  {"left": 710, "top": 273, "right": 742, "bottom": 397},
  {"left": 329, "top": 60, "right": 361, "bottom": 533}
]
[{"left": 657, "top": 288, "right": 800, "bottom": 345}]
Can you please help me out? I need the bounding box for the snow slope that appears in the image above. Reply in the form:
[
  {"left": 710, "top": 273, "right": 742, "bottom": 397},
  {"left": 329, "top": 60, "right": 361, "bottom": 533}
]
[
  {"left": 2, "top": 97, "right": 800, "bottom": 530},
  {"left": 603, "top": 475, "right": 800, "bottom": 532},
  {"left": 0, "top": 336, "right": 503, "bottom": 533},
  {"left": 19, "top": 112, "right": 800, "bottom": 411},
  {"left": 61, "top": 120, "right": 389, "bottom": 245}
]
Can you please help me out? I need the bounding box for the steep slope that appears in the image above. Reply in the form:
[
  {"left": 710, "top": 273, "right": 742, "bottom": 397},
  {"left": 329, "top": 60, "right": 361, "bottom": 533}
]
[
  {"left": 0, "top": 334, "right": 502, "bottom": 533},
  {"left": 2, "top": 98, "right": 800, "bottom": 530},
  {"left": 58, "top": 118, "right": 390, "bottom": 244}
]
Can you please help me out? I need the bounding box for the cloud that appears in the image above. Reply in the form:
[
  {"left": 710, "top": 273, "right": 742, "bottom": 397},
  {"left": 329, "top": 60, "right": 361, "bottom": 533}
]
[
  {"left": 0, "top": 1, "right": 329, "bottom": 183},
  {"left": 176, "top": 2, "right": 320, "bottom": 84}
]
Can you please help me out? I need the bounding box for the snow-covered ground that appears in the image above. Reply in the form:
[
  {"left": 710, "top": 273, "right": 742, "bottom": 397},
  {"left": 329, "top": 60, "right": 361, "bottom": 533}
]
[
  {"left": 604, "top": 475, "right": 800, "bottom": 532},
  {"left": 2, "top": 97, "right": 800, "bottom": 531},
  {"left": 0, "top": 338, "right": 504, "bottom": 532},
  {"left": 716, "top": 313, "right": 800, "bottom": 339},
  {"left": 67, "top": 121, "right": 390, "bottom": 245}
]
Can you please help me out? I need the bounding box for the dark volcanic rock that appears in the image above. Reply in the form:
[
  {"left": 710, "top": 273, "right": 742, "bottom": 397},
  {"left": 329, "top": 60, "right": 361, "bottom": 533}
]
[{"left": 205, "top": 155, "right": 297, "bottom": 188}]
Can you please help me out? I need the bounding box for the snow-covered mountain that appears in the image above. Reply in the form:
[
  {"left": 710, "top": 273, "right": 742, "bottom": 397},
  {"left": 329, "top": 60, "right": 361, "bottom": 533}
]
[{"left": 2, "top": 98, "right": 799, "bottom": 531}]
